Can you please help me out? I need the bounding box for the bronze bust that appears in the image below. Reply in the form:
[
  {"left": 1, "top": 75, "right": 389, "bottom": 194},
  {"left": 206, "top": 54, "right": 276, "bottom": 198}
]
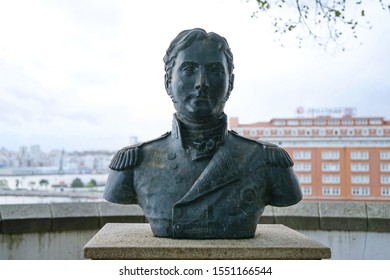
[{"left": 104, "top": 28, "right": 302, "bottom": 239}]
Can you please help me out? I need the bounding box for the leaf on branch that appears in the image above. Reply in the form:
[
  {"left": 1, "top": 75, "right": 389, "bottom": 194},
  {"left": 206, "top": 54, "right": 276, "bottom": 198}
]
[
  {"left": 361, "top": 10, "right": 365, "bottom": 16},
  {"left": 288, "top": 25, "right": 296, "bottom": 31},
  {"left": 335, "top": 10, "right": 341, "bottom": 17},
  {"left": 256, "top": 0, "right": 271, "bottom": 10}
]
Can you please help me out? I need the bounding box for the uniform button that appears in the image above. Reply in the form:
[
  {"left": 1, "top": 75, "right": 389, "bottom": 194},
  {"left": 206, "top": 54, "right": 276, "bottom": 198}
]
[
  {"left": 168, "top": 162, "right": 178, "bottom": 170},
  {"left": 167, "top": 152, "right": 176, "bottom": 160},
  {"left": 174, "top": 175, "right": 183, "bottom": 183},
  {"left": 174, "top": 224, "right": 182, "bottom": 232}
]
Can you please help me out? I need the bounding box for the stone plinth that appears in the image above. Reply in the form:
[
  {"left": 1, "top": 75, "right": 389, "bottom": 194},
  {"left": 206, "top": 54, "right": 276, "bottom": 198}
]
[{"left": 83, "top": 223, "right": 331, "bottom": 260}]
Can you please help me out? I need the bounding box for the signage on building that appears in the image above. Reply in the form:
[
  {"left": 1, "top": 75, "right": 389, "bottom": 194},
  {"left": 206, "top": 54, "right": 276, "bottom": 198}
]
[{"left": 296, "top": 106, "right": 357, "bottom": 118}]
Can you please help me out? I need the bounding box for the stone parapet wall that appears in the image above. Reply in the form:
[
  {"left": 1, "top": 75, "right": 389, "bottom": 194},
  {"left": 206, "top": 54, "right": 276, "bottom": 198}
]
[
  {"left": 1, "top": 201, "right": 389, "bottom": 259},
  {"left": 0, "top": 201, "right": 389, "bottom": 234},
  {"left": 0, "top": 202, "right": 146, "bottom": 234},
  {"left": 261, "top": 201, "right": 390, "bottom": 232}
]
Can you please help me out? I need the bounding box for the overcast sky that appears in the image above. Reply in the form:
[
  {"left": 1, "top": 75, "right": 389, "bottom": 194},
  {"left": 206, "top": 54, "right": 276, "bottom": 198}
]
[{"left": 1, "top": 0, "right": 390, "bottom": 152}]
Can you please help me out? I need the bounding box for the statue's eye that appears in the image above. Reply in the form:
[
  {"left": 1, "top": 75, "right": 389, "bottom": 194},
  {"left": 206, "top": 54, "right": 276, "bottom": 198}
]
[
  {"left": 208, "top": 64, "right": 224, "bottom": 74},
  {"left": 182, "top": 64, "right": 197, "bottom": 73}
]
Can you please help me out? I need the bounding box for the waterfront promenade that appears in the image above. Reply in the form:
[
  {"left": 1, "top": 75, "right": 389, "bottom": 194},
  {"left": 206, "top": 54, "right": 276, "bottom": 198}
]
[
  {"left": 0, "top": 173, "right": 107, "bottom": 204},
  {"left": 0, "top": 189, "right": 104, "bottom": 204}
]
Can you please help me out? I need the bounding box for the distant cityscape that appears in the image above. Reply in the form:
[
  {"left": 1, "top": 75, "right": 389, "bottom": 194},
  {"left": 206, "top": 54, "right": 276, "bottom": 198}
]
[
  {"left": 0, "top": 137, "right": 141, "bottom": 195},
  {"left": 0, "top": 136, "right": 140, "bottom": 176},
  {"left": 0, "top": 145, "right": 114, "bottom": 176},
  {"left": 0, "top": 144, "right": 118, "bottom": 194}
]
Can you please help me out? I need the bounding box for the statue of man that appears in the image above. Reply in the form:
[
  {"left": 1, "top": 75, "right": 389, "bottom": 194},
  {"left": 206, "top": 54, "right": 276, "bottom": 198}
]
[{"left": 104, "top": 28, "right": 302, "bottom": 239}]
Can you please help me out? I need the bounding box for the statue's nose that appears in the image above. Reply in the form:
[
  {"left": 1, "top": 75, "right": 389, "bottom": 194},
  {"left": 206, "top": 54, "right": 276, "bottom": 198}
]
[{"left": 195, "top": 66, "right": 209, "bottom": 91}]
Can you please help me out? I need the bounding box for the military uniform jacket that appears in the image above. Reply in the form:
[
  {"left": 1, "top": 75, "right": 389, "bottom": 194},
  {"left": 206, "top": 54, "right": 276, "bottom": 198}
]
[{"left": 104, "top": 118, "right": 302, "bottom": 239}]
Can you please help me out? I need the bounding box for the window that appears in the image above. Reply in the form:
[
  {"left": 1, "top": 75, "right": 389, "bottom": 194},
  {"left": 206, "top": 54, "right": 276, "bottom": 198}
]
[
  {"left": 342, "top": 119, "right": 353, "bottom": 125},
  {"left": 370, "top": 119, "right": 382, "bottom": 125},
  {"left": 351, "top": 175, "right": 370, "bottom": 184},
  {"left": 298, "top": 174, "right": 312, "bottom": 184},
  {"left": 322, "top": 175, "right": 340, "bottom": 184},
  {"left": 291, "top": 129, "right": 298, "bottom": 136},
  {"left": 381, "top": 175, "right": 390, "bottom": 184},
  {"left": 380, "top": 151, "right": 390, "bottom": 160},
  {"left": 294, "top": 162, "right": 311, "bottom": 171},
  {"left": 322, "top": 186, "right": 340, "bottom": 196},
  {"left": 322, "top": 163, "right": 340, "bottom": 172},
  {"left": 319, "top": 129, "right": 326, "bottom": 136},
  {"left": 328, "top": 120, "right": 340, "bottom": 125},
  {"left": 377, "top": 128, "right": 384, "bottom": 136},
  {"left": 314, "top": 120, "right": 326, "bottom": 126},
  {"left": 362, "top": 129, "right": 369, "bottom": 136},
  {"left": 250, "top": 129, "right": 257, "bottom": 137},
  {"left": 294, "top": 150, "right": 311, "bottom": 160},
  {"left": 274, "top": 120, "right": 286, "bottom": 126},
  {"left": 277, "top": 129, "right": 284, "bottom": 136},
  {"left": 287, "top": 120, "right": 299, "bottom": 126},
  {"left": 351, "top": 163, "right": 369, "bottom": 172},
  {"left": 356, "top": 119, "right": 368, "bottom": 125},
  {"left": 322, "top": 151, "right": 340, "bottom": 160},
  {"left": 302, "top": 186, "right": 312, "bottom": 195},
  {"left": 381, "top": 187, "right": 390, "bottom": 196},
  {"left": 351, "top": 151, "right": 369, "bottom": 160},
  {"left": 381, "top": 163, "right": 390, "bottom": 172},
  {"left": 305, "top": 129, "right": 312, "bottom": 136},
  {"left": 352, "top": 187, "right": 370, "bottom": 196},
  {"left": 348, "top": 129, "right": 355, "bottom": 136},
  {"left": 301, "top": 120, "right": 313, "bottom": 125},
  {"left": 264, "top": 129, "right": 270, "bottom": 136}
]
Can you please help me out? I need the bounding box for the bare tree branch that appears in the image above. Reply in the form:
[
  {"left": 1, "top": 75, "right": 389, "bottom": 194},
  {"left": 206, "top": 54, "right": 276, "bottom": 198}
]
[{"left": 250, "top": 0, "right": 390, "bottom": 51}]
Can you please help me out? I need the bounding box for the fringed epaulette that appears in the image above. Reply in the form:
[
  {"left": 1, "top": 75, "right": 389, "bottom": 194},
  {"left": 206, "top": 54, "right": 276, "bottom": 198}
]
[
  {"left": 259, "top": 141, "right": 294, "bottom": 168},
  {"left": 109, "top": 132, "right": 171, "bottom": 171},
  {"left": 109, "top": 146, "right": 141, "bottom": 171}
]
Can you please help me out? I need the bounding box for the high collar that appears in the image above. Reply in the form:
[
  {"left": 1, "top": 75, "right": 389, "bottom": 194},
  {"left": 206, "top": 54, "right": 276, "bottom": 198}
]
[{"left": 171, "top": 113, "right": 228, "bottom": 161}]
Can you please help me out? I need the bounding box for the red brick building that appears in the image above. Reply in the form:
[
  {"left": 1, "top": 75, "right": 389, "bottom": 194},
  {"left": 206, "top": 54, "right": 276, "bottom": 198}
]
[{"left": 229, "top": 114, "right": 390, "bottom": 201}]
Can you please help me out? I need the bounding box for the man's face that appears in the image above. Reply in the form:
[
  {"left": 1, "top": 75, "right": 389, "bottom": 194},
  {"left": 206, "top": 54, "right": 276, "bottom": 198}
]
[{"left": 166, "top": 39, "right": 233, "bottom": 123}]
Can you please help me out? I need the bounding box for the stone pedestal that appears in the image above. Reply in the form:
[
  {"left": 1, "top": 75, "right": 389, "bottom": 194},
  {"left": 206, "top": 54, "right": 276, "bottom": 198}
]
[{"left": 84, "top": 223, "right": 331, "bottom": 260}]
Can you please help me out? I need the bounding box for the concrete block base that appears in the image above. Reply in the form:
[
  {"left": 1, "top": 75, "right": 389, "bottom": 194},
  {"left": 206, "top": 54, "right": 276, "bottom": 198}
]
[{"left": 84, "top": 223, "right": 331, "bottom": 260}]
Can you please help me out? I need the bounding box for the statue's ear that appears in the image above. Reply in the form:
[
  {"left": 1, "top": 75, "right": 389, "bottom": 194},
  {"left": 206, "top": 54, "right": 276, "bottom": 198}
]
[
  {"left": 229, "top": 74, "right": 235, "bottom": 92},
  {"left": 164, "top": 74, "right": 170, "bottom": 93},
  {"left": 225, "top": 74, "right": 234, "bottom": 101}
]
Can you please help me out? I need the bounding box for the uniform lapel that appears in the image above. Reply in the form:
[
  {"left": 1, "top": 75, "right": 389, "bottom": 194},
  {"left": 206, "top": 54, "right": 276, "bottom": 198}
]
[{"left": 175, "top": 143, "right": 239, "bottom": 205}]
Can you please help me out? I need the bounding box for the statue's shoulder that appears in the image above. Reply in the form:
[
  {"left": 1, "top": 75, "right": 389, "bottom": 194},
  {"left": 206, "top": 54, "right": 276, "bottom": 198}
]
[
  {"left": 229, "top": 130, "right": 261, "bottom": 147},
  {"left": 229, "top": 131, "right": 293, "bottom": 168},
  {"left": 109, "top": 132, "right": 170, "bottom": 171},
  {"left": 257, "top": 140, "right": 294, "bottom": 168}
]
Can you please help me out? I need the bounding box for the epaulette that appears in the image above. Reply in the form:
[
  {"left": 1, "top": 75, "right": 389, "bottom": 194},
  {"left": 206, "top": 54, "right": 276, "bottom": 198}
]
[
  {"left": 109, "top": 132, "right": 171, "bottom": 171},
  {"left": 230, "top": 131, "right": 293, "bottom": 168},
  {"left": 109, "top": 145, "right": 141, "bottom": 171},
  {"left": 230, "top": 130, "right": 259, "bottom": 144},
  {"left": 258, "top": 141, "right": 294, "bottom": 168}
]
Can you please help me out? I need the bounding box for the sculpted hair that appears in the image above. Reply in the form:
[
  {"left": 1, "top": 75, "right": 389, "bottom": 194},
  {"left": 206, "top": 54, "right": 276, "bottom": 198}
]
[{"left": 163, "top": 28, "right": 234, "bottom": 87}]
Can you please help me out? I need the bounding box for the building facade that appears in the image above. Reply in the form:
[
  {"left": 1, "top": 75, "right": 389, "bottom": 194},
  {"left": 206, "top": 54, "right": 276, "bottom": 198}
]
[{"left": 229, "top": 116, "right": 390, "bottom": 201}]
